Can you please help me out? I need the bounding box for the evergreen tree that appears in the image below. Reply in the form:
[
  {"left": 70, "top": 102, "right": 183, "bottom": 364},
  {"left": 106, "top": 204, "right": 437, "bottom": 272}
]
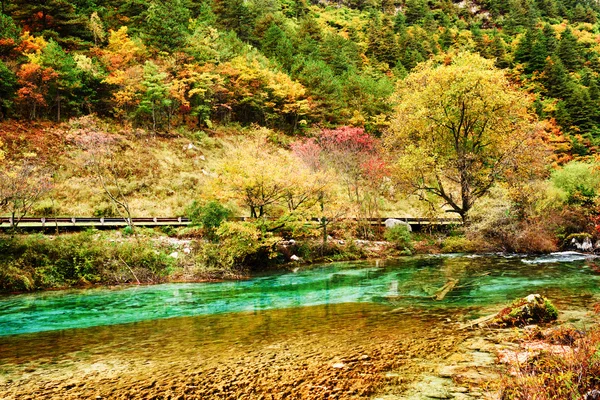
[
  {"left": 212, "top": 0, "right": 254, "bottom": 42},
  {"left": 262, "top": 23, "right": 294, "bottom": 71},
  {"left": 490, "top": 33, "right": 510, "bottom": 68},
  {"left": 404, "top": 0, "right": 428, "bottom": 25},
  {"left": 440, "top": 27, "right": 454, "bottom": 51},
  {"left": 367, "top": 14, "right": 399, "bottom": 67},
  {"left": 142, "top": 0, "right": 191, "bottom": 52},
  {"left": 514, "top": 29, "right": 535, "bottom": 65},
  {"left": 528, "top": 31, "right": 548, "bottom": 73},
  {"left": 137, "top": 61, "right": 172, "bottom": 131},
  {"left": 40, "top": 40, "right": 82, "bottom": 120},
  {"left": 542, "top": 55, "right": 572, "bottom": 99},
  {"left": 7, "top": 0, "right": 91, "bottom": 47},
  {"left": 558, "top": 27, "right": 581, "bottom": 72},
  {"left": 0, "top": 59, "right": 15, "bottom": 119},
  {"left": 393, "top": 11, "right": 406, "bottom": 36},
  {"left": 0, "top": 12, "right": 20, "bottom": 56},
  {"left": 589, "top": 78, "right": 600, "bottom": 102},
  {"left": 564, "top": 85, "right": 597, "bottom": 134},
  {"left": 542, "top": 23, "right": 557, "bottom": 54},
  {"left": 572, "top": 3, "right": 587, "bottom": 22},
  {"left": 535, "top": 0, "right": 558, "bottom": 18}
]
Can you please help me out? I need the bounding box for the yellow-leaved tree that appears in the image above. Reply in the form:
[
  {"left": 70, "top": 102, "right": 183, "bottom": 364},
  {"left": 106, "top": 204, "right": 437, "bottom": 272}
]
[{"left": 385, "top": 52, "right": 545, "bottom": 223}]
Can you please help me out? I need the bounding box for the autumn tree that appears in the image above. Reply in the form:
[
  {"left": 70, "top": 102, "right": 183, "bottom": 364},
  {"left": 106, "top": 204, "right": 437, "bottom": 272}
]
[
  {"left": 0, "top": 161, "right": 53, "bottom": 228},
  {"left": 71, "top": 116, "right": 135, "bottom": 228},
  {"left": 385, "top": 52, "right": 543, "bottom": 223}
]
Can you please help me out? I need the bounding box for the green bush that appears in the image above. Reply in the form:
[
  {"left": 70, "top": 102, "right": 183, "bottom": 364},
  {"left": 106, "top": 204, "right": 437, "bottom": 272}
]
[
  {"left": 187, "top": 200, "right": 231, "bottom": 240},
  {"left": 384, "top": 224, "right": 412, "bottom": 252},
  {"left": 0, "top": 232, "right": 178, "bottom": 292},
  {"left": 196, "top": 221, "right": 279, "bottom": 270},
  {"left": 441, "top": 236, "right": 479, "bottom": 253},
  {"left": 551, "top": 161, "right": 600, "bottom": 206}
]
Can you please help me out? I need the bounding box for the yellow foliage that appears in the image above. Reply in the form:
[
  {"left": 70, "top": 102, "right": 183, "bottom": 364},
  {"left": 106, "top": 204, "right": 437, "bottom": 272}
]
[
  {"left": 386, "top": 51, "right": 546, "bottom": 219},
  {"left": 103, "top": 27, "right": 146, "bottom": 71}
]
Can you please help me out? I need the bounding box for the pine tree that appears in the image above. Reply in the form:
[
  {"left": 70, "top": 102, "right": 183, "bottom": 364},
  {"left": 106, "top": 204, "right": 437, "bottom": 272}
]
[
  {"left": 440, "top": 27, "right": 454, "bottom": 51},
  {"left": 564, "top": 85, "right": 597, "bottom": 134},
  {"left": 490, "top": 33, "right": 510, "bottom": 68},
  {"left": 137, "top": 61, "right": 172, "bottom": 131},
  {"left": 572, "top": 3, "right": 587, "bottom": 22},
  {"left": 262, "top": 23, "right": 294, "bottom": 71},
  {"left": 0, "top": 12, "right": 20, "bottom": 55},
  {"left": 40, "top": 40, "right": 82, "bottom": 121},
  {"left": 393, "top": 11, "right": 406, "bottom": 36},
  {"left": 212, "top": 0, "right": 254, "bottom": 42},
  {"left": 542, "top": 55, "right": 572, "bottom": 99},
  {"left": 0, "top": 59, "right": 16, "bottom": 119},
  {"left": 558, "top": 27, "right": 581, "bottom": 72},
  {"left": 7, "top": 0, "right": 91, "bottom": 47},
  {"left": 528, "top": 31, "right": 548, "bottom": 73},
  {"left": 404, "top": 0, "right": 428, "bottom": 25},
  {"left": 542, "top": 23, "right": 557, "bottom": 54},
  {"left": 514, "top": 29, "right": 535, "bottom": 65},
  {"left": 142, "top": 0, "right": 191, "bottom": 52}
]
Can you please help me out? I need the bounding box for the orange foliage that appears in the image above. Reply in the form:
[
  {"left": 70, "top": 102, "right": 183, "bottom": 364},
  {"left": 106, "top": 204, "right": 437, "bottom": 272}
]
[{"left": 15, "top": 63, "right": 58, "bottom": 118}]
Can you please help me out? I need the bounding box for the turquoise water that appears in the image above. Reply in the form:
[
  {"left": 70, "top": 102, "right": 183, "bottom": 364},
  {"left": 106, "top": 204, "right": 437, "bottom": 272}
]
[{"left": 1, "top": 253, "right": 599, "bottom": 338}]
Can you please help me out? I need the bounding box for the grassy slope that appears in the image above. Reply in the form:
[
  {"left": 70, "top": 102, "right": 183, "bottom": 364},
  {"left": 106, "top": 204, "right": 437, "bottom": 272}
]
[{"left": 0, "top": 119, "right": 421, "bottom": 218}]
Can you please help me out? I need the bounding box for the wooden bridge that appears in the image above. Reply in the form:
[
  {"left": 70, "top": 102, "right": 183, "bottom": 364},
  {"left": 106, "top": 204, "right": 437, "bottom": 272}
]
[{"left": 0, "top": 216, "right": 461, "bottom": 230}]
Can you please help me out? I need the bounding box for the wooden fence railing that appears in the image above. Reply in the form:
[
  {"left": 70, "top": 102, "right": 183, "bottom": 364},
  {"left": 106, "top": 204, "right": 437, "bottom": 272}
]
[{"left": 0, "top": 216, "right": 462, "bottom": 229}]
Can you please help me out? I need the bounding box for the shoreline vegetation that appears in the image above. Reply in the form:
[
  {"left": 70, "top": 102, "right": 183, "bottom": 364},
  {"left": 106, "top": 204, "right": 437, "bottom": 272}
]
[{"left": 0, "top": 220, "right": 595, "bottom": 295}]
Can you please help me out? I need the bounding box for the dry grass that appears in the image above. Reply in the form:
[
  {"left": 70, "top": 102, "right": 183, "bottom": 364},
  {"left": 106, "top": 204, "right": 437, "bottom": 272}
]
[{"left": 498, "top": 326, "right": 600, "bottom": 399}]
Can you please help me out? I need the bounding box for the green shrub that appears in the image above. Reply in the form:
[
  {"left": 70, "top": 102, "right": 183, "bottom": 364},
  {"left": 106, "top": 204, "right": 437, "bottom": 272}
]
[
  {"left": 187, "top": 200, "right": 231, "bottom": 240},
  {"left": 0, "top": 232, "right": 179, "bottom": 292},
  {"left": 196, "top": 221, "right": 279, "bottom": 270},
  {"left": 551, "top": 161, "right": 600, "bottom": 206},
  {"left": 441, "top": 236, "right": 479, "bottom": 253},
  {"left": 384, "top": 224, "right": 412, "bottom": 252}
]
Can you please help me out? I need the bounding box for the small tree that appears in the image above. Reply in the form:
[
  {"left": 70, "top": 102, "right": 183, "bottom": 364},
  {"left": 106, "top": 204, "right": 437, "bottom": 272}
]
[
  {"left": 0, "top": 161, "right": 53, "bottom": 228},
  {"left": 71, "top": 116, "right": 135, "bottom": 229},
  {"left": 187, "top": 200, "right": 231, "bottom": 240}
]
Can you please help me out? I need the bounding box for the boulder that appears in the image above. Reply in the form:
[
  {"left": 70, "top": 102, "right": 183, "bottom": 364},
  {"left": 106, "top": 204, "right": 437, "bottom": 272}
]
[
  {"left": 494, "top": 294, "right": 558, "bottom": 327},
  {"left": 384, "top": 218, "right": 412, "bottom": 232},
  {"left": 571, "top": 236, "right": 593, "bottom": 252}
]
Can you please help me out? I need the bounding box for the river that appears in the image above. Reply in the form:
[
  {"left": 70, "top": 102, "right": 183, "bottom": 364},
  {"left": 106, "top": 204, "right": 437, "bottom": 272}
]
[{"left": 1, "top": 253, "right": 599, "bottom": 399}]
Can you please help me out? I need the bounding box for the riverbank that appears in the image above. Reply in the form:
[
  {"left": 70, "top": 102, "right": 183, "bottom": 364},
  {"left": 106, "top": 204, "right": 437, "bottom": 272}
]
[{"left": 0, "top": 227, "right": 433, "bottom": 294}]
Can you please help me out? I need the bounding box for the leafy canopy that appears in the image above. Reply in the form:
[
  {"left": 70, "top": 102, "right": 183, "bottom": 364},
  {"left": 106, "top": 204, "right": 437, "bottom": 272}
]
[{"left": 385, "top": 52, "right": 543, "bottom": 222}]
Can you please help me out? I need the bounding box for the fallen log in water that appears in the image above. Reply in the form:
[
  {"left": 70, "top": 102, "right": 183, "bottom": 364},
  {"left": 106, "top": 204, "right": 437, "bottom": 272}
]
[
  {"left": 433, "top": 278, "right": 459, "bottom": 301},
  {"left": 458, "top": 314, "right": 497, "bottom": 330}
]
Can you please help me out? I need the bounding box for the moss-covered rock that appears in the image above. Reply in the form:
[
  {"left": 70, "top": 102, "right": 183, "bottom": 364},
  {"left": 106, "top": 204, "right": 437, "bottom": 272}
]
[{"left": 494, "top": 294, "right": 558, "bottom": 327}]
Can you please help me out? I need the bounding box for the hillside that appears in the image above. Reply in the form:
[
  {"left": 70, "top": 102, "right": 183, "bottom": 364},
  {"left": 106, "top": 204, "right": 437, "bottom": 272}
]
[{"left": 0, "top": 0, "right": 599, "bottom": 250}]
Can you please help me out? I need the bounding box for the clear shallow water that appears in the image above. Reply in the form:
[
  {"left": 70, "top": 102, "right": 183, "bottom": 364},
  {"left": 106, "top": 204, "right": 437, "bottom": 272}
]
[{"left": 1, "top": 253, "right": 599, "bottom": 338}]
